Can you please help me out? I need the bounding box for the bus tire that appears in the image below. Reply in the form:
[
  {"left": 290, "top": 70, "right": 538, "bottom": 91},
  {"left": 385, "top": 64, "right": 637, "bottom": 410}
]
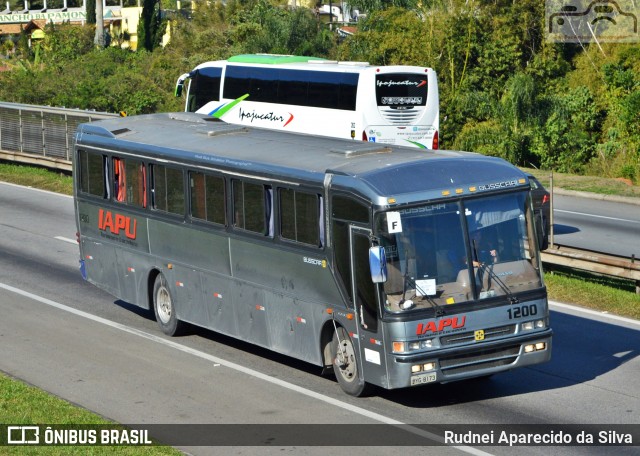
[
  {"left": 332, "top": 327, "right": 372, "bottom": 397},
  {"left": 153, "top": 273, "right": 184, "bottom": 336}
]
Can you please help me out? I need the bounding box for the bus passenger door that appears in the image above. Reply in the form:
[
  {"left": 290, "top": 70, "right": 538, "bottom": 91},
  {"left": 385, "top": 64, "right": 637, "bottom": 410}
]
[{"left": 349, "top": 227, "right": 388, "bottom": 389}]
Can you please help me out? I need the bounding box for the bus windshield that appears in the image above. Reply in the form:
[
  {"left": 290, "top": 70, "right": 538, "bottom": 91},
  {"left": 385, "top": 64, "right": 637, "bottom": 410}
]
[{"left": 376, "top": 192, "right": 542, "bottom": 313}]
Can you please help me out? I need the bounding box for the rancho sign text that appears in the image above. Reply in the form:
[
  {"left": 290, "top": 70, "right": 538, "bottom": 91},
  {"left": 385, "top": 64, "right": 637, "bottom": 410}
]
[{"left": 0, "top": 11, "right": 87, "bottom": 23}]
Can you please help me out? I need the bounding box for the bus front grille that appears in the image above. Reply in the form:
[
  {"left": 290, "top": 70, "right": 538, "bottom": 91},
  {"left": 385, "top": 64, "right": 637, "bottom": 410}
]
[
  {"left": 440, "top": 325, "right": 516, "bottom": 346},
  {"left": 439, "top": 346, "right": 520, "bottom": 376},
  {"left": 378, "top": 108, "right": 420, "bottom": 125}
]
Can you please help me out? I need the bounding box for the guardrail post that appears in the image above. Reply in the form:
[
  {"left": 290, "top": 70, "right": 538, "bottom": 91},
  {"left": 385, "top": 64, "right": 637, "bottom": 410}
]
[
  {"left": 65, "top": 113, "right": 70, "bottom": 161},
  {"left": 549, "top": 171, "right": 554, "bottom": 249},
  {"left": 41, "top": 109, "right": 46, "bottom": 157},
  {"left": 19, "top": 108, "right": 24, "bottom": 153}
]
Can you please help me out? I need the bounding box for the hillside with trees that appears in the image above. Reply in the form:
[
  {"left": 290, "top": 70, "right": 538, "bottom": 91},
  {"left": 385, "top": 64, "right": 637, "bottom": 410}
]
[{"left": 0, "top": 0, "right": 638, "bottom": 182}]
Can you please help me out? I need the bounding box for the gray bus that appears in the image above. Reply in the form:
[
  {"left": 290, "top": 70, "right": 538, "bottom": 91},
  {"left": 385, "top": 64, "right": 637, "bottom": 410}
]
[{"left": 73, "top": 112, "right": 552, "bottom": 396}]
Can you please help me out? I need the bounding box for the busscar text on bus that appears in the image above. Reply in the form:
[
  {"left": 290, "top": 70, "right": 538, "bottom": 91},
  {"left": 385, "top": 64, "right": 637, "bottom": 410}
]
[
  {"left": 73, "top": 112, "right": 552, "bottom": 397},
  {"left": 174, "top": 54, "right": 440, "bottom": 150}
]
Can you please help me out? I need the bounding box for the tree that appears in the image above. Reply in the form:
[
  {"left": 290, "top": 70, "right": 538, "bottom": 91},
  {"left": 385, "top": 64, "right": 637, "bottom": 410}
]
[
  {"left": 229, "top": 0, "right": 334, "bottom": 56},
  {"left": 138, "top": 0, "right": 165, "bottom": 52},
  {"left": 86, "top": 0, "right": 96, "bottom": 24}
]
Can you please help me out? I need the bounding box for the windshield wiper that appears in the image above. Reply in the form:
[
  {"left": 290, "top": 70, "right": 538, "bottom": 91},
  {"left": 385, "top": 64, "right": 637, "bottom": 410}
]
[
  {"left": 472, "top": 240, "right": 519, "bottom": 304},
  {"left": 399, "top": 247, "right": 412, "bottom": 310},
  {"left": 482, "top": 263, "right": 519, "bottom": 304}
]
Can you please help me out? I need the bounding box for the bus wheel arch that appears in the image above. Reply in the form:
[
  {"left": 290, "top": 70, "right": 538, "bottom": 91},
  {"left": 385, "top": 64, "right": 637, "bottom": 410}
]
[
  {"left": 151, "top": 271, "right": 185, "bottom": 336},
  {"left": 320, "top": 321, "right": 335, "bottom": 375},
  {"left": 147, "top": 269, "right": 161, "bottom": 311}
]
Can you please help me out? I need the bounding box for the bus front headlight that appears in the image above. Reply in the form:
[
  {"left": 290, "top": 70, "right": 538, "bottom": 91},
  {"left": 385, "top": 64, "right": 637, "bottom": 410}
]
[{"left": 522, "top": 319, "right": 546, "bottom": 331}]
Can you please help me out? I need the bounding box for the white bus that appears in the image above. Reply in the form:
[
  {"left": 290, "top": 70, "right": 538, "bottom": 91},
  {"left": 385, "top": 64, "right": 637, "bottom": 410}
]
[{"left": 175, "top": 54, "right": 440, "bottom": 149}]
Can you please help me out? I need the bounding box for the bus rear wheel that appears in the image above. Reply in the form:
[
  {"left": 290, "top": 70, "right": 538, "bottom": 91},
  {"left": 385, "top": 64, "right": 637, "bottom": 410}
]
[
  {"left": 153, "top": 273, "right": 184, "bottom": 336},
  {"left": 332, "top": 327, "right": 372, "bottom": 397}
]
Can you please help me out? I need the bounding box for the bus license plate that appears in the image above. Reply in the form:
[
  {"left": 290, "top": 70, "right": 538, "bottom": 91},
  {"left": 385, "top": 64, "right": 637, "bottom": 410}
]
[{"left": 411, "top": 372, "right": 436, "bottom": 386}]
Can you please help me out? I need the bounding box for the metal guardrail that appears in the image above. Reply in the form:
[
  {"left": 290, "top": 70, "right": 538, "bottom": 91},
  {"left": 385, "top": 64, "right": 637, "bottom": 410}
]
[
  {"left": 0, "top": 102, "right": 118, "bottom": 172},
  {"left": 0, "top": 102, "right": 638, "bottom": 293},
  {"left": 542, "top": 246, "right": 640, "bottom": 294}
]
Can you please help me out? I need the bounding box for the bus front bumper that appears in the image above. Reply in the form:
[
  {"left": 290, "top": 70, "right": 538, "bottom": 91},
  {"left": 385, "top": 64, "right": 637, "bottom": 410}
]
[{"left": 388, "top": 328, "right": 553, "bottom": 389}]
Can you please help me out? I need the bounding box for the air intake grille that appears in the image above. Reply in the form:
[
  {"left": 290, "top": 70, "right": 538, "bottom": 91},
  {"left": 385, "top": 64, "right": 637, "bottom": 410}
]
[
  {"left": 440, "top": 345, "right": 520, "bottom": 376},
  {"left": 378, "top": 107, "right": 421, "bottom": 125}
]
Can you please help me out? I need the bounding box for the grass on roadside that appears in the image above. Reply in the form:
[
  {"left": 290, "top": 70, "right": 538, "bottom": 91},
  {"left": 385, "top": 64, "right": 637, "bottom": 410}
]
[
  {"left": 523, "top": 167, "right": 640, "bottom": 199},
  {"left": 0, "top": 373, "right": 181, "bottom": 455},
  {"left": 0, "top": 163, "right": 73, "bottom": 196},
  {"left": 544, "top": 266, "right": 640, "bottom": 320}
]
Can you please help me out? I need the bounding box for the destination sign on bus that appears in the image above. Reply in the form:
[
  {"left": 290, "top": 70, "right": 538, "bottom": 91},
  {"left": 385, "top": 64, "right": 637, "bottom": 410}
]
[{"left": 381, "top": 97, "right": 423, "bottom": 105}]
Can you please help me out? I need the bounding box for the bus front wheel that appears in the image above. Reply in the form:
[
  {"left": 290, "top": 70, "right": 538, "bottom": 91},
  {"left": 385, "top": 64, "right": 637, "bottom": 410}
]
[
  {"left": 332, "top": 327, "right": 372, "bottom": 397},
  {"left": 153, "top": 273, "right": 184, "bottom": 336}
]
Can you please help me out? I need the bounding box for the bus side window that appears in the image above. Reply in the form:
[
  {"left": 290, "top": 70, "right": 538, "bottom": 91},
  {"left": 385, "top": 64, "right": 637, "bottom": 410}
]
[
  {"left": 232, "top": 180, "right": 272, "bottom": 236},
  {"left": 278, "top": 69, "right": 307, "bottom": 107},
  {"left": 307, "top": 71, "right": 339, "bottom": 109},
  {"left": 249, "top": 67, "right": 278, "bottom": 103},
  {"left": 279, "top": 188, "right": 322, "bottom": 247},
  {"left": 193, "top": 67, "right": 222, "bottom": 111},
  {"left": 113, "top": 157, "right": 125, "bottom": 202},
  {"left": 77, "top": 150, "right": 107, "bottom": 198},
  {"left": 152, "top": 164, "right": 185, "bottom": 215},
  {"left": 338, "top": 73, "right": 359, "bottom": 111},
  {"left": 223, "top": 66, "right": 251, "bottom": 100},
  {"left": 190, "top": 172, "right": 226, "bottom": 225},
  {"left": 331, "top": 195, "right": 370, "bottom": 303},
  {"left": 113, "top": 157, "right": 146, "bottom": 208}
]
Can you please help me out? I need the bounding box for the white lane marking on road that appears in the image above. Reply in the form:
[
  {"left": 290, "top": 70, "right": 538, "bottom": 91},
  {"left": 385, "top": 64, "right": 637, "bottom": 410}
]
[
  {"left": 55, "top": 236, "right": 76, "bottom": 244},
  {"left": 0, "top": 282, "right": 491, "bottom": 456},
  {"left": 554, "top": 209, "right": 640, "bottom": 224}
]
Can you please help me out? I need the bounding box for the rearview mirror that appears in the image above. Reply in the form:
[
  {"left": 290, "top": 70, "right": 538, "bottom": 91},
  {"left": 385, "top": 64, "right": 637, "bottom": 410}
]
[{"left": 369, "top": 246, "right": 387, "bottom": 283}]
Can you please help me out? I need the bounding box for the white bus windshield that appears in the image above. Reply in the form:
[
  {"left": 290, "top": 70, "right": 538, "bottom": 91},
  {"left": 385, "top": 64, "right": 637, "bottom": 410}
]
[{"left": 376, "top": 192, "right": 542, "bottom": 313}]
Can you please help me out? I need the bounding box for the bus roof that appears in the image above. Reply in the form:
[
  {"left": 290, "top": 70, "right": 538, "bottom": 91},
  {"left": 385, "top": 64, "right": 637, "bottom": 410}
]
[
  {"left": 194, "top": 58, "right": 430, "bottom": 74},
  {"left": 228, "top": 54, "right": 329, "bottom": 65},
  {"left": 76, "top": 113, "right": 527, "bottom": 205}
]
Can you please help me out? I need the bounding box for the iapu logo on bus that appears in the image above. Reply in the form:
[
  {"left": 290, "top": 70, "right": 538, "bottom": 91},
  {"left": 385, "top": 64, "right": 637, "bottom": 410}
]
[
  {"left": 416, "top": 316, "right": 466, "bottom": 335},
  {"left": 98, "top": 209, "right": 137, "bottom": 240}
]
